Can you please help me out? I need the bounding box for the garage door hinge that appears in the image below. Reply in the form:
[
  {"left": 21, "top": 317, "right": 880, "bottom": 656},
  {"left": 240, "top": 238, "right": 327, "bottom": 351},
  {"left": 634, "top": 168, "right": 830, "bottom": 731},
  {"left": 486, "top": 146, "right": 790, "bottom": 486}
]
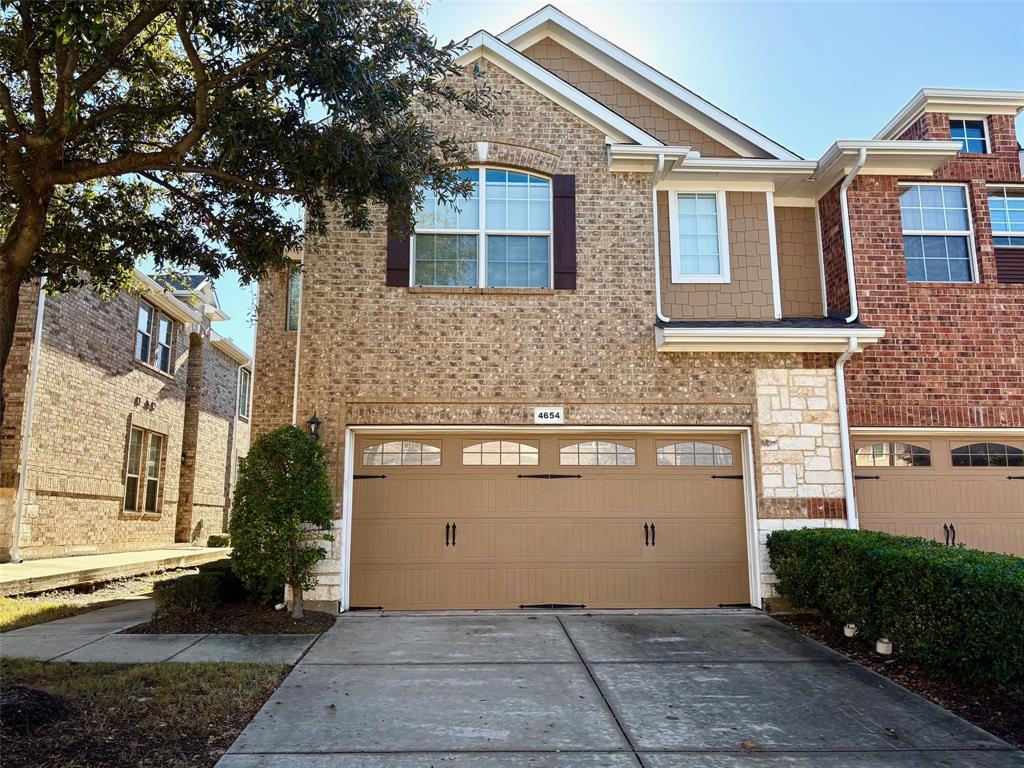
[
  {"left": 519, "top": 603, "right": 585, "bottom": 610},
  {"left": 711, "top": 474, "right": 744, "bottom": 480},
  {"left": 854, "top": 475, "right": 881, "bottom": 480},
  {"left": 353, "top": 474, "right": 387, "bottom": 480},
  {"left": 1009, "top": 475, "right": 1024, "bottom": 480},
  {"left": 516, "top": 473, "right": 583, "bottom": 479}
]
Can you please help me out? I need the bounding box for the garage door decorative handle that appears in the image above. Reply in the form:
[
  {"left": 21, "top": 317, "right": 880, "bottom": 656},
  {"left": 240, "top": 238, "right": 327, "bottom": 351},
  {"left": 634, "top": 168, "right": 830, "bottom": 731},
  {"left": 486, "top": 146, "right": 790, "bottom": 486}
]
[
  {"left": 650, "top": 523, "right": 656, "bottom": 546},
  {"left": 644, "top": 523, "right": 649, "bottom": 546},
  {"left": 517, "top": 473, "right": 583, "bottom": 479},
  {"left": 445, "top": 522, "right": 450, "bottom": 547}
]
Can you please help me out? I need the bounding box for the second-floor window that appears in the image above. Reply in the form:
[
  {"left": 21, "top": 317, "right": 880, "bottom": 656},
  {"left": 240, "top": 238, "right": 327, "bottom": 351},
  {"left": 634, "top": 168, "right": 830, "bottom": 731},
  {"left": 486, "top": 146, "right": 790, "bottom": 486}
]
[
  {"left": 988, "top": 187, "right": 1024, "bottom": 247},
  {"left": 238, "top": 367, "right": 252, "bottom": 419},
  {"left": 949, "top": 119, "right": 988, "bottom": 154},
  {"left": 135, "top": 302, "right": 174, "bottom": 372},
  {"left": 412, "top": 168, "right": 552, "bottom": 289},
  {"left": 286, "top": 268, "right": 302, "bottom": 331},
  {"left": 899, "top": 184, "right": 974, "bottom": 283},
  {"left": 668, "top": 191, "right": 730, "bottom": 283}
]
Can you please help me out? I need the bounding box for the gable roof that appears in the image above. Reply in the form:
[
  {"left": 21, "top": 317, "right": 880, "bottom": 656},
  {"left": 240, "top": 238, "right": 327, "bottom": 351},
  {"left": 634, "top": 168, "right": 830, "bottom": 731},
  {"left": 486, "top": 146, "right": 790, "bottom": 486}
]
[
  {"left": 498, "top": 5, "right": 800, "bottom": 160},
  {"left": 455, "top": 30, "right": 662, "bottom": 146},
  {"left": 874, "top": 88, "right": 1024, "bottom": 140}
]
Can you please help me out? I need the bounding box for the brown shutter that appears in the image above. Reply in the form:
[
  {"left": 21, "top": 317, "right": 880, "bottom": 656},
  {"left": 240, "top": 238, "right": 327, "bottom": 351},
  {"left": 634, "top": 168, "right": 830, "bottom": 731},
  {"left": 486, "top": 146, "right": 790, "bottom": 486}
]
[
  {"left": 552, "top": 174, "right": 577, "bottom": 290},
  {"left": 385, "top": 207, "right": 411, "bottom": 287}
]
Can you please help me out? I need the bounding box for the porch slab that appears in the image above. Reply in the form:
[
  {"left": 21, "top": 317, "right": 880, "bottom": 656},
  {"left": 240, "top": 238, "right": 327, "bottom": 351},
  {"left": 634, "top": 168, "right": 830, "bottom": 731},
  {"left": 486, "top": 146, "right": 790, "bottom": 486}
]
[
  {"left": 0, "top": 547, "right": 229, "bottom": 596},
  {"left": 227, "top": 662, "right": 627, "bottom": 754},
  {"left": 301, "top": 615, "right": 578, "bottom": 664}
]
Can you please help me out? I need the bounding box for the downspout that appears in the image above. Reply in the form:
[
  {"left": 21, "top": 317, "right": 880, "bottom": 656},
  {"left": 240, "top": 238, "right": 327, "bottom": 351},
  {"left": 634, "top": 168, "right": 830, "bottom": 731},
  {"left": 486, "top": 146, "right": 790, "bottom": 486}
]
[
  {"left": 290, "top": 246, "right": 305, "bottom": 426},
  {"left": 839, "top": 148, "right": 867, "bottom": 323},
  {"left": 836, "top": 335, "right": 859, "bottom": 530},
  {"left": 11, "top": 277, "right": 47, "bottom": 563},
  {"left": 652, "top": 152, "right": 670, "bottom": 323}
]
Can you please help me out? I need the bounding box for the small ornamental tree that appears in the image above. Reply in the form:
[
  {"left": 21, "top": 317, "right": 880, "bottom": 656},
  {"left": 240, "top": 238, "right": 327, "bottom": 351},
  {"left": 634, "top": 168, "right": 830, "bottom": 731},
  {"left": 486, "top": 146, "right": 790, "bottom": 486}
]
[{"left": 230, "top": 424, "right": 333, "bottom": 618}]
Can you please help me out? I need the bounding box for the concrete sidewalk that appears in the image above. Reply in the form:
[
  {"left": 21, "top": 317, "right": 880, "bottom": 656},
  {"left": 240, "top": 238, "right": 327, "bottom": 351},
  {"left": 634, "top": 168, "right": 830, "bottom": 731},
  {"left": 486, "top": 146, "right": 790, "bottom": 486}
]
[
  {"left": 0, "top": 598, "right": 318, "bottom": 664},
  {"left": 0, "top": 546, "right": 229, "bottom": 596}
]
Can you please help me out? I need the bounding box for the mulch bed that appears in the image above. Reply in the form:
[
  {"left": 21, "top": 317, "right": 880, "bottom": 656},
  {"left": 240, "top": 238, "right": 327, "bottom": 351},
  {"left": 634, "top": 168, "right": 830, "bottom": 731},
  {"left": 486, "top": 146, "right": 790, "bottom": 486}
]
[
  {"left": 775, "top": 613, "right": 1024, "bottom": 750},
  {"left": 122, "top": 599, "right": 336, "bottom": 635}
]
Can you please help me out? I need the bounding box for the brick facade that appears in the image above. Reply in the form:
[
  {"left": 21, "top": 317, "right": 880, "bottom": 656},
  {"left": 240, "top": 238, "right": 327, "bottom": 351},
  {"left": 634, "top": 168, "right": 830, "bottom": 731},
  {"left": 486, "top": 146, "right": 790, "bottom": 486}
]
[
  {"left": 821, "top": 112, "right": 1024, "bottom": 428},
  {"left": 0, "top": 280, "right": 251, "bottom": 560}
]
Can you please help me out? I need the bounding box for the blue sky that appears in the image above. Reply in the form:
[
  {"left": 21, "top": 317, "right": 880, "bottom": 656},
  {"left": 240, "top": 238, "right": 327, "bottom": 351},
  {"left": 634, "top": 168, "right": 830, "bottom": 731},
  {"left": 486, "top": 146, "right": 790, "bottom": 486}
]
[{"left": 211, "top": 0, "right": 1024, "bottom": 354}]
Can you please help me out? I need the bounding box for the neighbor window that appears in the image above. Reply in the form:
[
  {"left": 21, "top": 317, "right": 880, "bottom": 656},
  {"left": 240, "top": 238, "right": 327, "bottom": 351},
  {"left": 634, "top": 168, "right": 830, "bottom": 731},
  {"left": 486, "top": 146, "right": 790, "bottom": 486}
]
[
  {"left": 949, "top": 119, "right": 988, "bottom": 154},
  {"left": 988, "top": 187, "right": 1024, "bottom": 247},
  {"left": 559, "top": 441, "right": 636, "bottom": 466},
  {"left": 286, "top": 268, "right": 302, "bottom": 331},
  {"left": 123, "top": 427, "right": 165, "bottom": 513},
  {"left": 363, "top": 441, "right": 441, "bottom": 466},
  {"left": 412, "top": 168, "right": 552, "bottom": 289},
  {"left": 855, "top": 442, "right": 931, "bottom": 467},
  {"left": 899, "top": 185, "right": 974, "bottom": 283},
  {"left": 135, "top": 302, "right": 174, "bottom": 372},
  {"left": 951, "top": 442, "right": 1024, "bottom": 467},
  {"left": 668, "top": 191, "right": 730, "bottom": 283},
  {"left": 462, "top": 440, "right": 539, "bottom": 466},
  {"left": 238, "top": 368, "right": 251, "bottom": 419},
  {"left": 657, "top": 441, "right": 733, "bottom": 467}
]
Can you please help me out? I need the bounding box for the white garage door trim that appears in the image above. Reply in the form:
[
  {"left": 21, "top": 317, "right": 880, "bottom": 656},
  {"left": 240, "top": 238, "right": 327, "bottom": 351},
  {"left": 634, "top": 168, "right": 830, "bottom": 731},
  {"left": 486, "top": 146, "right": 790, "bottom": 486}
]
[{"left": 341, "top": 425, "right": 760, "bottom": 612}]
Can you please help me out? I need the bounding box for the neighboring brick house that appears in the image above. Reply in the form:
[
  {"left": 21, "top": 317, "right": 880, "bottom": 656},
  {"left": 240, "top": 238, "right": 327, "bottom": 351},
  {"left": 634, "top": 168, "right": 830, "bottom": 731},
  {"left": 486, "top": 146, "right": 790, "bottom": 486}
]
[
  {"left": 0, "top": 271, "right": 252, "bottom": 561},
  {"left": 252, "top": 6, "right": 1022, "bottom": 612}
]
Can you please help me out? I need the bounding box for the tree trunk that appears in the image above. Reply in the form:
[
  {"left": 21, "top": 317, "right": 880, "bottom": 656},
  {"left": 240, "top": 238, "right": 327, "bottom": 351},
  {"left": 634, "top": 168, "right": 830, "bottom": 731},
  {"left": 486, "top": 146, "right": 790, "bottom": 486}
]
[
  {"left": 290, "top": 582, "right": 304, "bottom": 619},
  {"left": 0, "top": 199, "right": 47, "bottom": 434}
]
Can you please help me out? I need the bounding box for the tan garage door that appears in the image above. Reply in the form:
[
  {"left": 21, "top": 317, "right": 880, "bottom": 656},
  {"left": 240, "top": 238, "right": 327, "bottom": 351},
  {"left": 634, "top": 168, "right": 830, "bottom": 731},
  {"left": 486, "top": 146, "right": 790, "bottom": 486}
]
[
  {"left": 855, "top": 435, "right": 1024, "bottom": 556},
  {"left": 349, "top": 432, "right": 750, "bottom": 610}
]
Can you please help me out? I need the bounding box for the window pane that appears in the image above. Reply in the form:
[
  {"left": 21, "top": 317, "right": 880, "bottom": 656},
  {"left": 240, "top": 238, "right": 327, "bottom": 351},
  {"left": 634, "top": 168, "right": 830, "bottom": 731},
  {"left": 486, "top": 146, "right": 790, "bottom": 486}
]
[
  {"left": 137, "top": 304, "right": 152, "bottom": 333},
  {"left": 135, "top": 331, "right": 150, "bottom": 363},
  {"left": 950, "top": 120, "right": 988, "bottom": 153},
  {"left": 988, "top": 190, "right": 1024, "bottom": 239},
  {"left": 485, "top": 170, "right": 550, "bottom": 232},
  {"left": 486, "top": 236, "right": 549, "bottom": 288},
  {"left": 657, "top": 441, "right": 732, "bottom": 467},
  {"left": 123, "top": 477, "right": 139, "bottom": 511},
  {"left": 127, "top": 428, "right": 143, "bottom": 474},
  {"left": 147, "top": 434, "right": 163, "bottom": 480},
  {"left": 903, "top": 235, "right": 971, "bottom": 283},
  {"left": 462, "top": 440, "right": 538, "bottom": 466},
  {"left": 144, "top": 479, "right": 159, "bottom": 512},
  {"left": 286, "top": 269, "right": 302, "bottom": 331},
  {"left": 414, "top": 234, "right": 478, "bottom": 287},
  {"left": 677, "top": 194, "right": 721, "bottom": 276},
  {"left": 420, "top": 169, "right": 479, "bottom": 230}
]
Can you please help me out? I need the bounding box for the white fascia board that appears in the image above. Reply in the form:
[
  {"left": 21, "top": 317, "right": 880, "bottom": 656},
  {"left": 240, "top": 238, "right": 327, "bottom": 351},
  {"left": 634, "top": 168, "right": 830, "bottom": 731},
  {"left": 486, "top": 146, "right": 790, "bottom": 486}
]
[
  {"left": 655, "top": 326, "right": 884, "bottom": 353},
  {"left": 210, "top": 331, "right": 252, "bottom": 366},
  {"left": 457, "top": 32, "right": 662, "bottom": 146},
  {"left": 811, "top": 140, "right": 961, "bottom": 194},
  {"left": 874, "top": 88, "right": 1024, "bottom": 140},
  {"left": 133, "top": 270, "right": 202, "bottom": 325},
  {"left": 498, "top": 7, "right": 801, "bottom": 161}
]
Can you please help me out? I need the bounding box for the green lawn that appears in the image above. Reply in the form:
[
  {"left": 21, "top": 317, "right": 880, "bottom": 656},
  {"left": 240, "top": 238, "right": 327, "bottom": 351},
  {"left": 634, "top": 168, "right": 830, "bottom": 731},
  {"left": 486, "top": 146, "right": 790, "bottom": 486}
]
[{"left": 1, "top": 659, "right": 287, "bottom": 768}]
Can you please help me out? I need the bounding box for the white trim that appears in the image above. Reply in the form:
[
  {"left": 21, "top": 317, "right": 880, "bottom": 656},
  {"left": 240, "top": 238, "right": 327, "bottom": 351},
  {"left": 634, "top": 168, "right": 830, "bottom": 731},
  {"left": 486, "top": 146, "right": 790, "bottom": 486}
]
[
  {"left": 766, "top": 191, "right": 782, "bottom": 319},
  {"left": 341, "top": 424, "right": 761, "bottom": 611},
  {"left": 456, "top": 31, "right": 662, "bottom": 146},
  {"left": 655, "top": 326, "right": 884, "bottom": 353},
  {"left": 814, "top": 204, "right": 828, "bottom": 317},
  {"left": 658, "top": 179, "right": 776, "bottom": 193},
  {"left": 667, "top": 190, "right": 730, "bottom": 284},
  {"left": 874, "top": 88, "right": 1024, "bottom": 141},
  {"left": 236, "top": 365, "right": 252, "bottom": 420},
  {"left": 497, "top": 6, "right": 801, "bottom": 160}
]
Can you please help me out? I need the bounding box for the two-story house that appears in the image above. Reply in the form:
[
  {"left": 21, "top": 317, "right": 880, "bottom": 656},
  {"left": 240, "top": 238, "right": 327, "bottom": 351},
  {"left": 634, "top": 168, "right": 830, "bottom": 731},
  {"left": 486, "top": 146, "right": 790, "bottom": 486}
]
[
  {"left": 0, "top": 271, "right": 252, "bottom": 561},
  {"left": 252, "top": 6, "right": 1022, "bottom": 612}
]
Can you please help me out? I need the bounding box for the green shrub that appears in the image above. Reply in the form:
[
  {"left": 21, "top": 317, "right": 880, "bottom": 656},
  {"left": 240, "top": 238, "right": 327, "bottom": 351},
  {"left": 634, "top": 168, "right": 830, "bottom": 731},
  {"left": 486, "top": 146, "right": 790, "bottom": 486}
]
[
  {"left": 153, "top": 573, "right": 223, "bottom": 620},
  {"left": 766, "top": 528, "right": 1024, "bottom": 683},
  {"left": 207, "top": 534, "right": 230, "bottom": 548},
  {"left": 229, "top": 425, "right": 333, "bottom": 618}
]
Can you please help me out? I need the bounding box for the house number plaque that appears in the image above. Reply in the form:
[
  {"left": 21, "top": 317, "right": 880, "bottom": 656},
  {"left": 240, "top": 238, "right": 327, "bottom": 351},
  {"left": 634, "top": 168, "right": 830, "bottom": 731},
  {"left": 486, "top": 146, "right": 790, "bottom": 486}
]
[{"left": 533, "top": 407, "right": 565, "bottom": 425}]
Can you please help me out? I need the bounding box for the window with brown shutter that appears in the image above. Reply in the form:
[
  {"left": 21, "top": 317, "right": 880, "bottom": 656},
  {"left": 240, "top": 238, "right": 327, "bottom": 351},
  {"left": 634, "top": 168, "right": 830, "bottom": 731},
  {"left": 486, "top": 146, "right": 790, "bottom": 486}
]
[
  {"left": 552, "top": 174, "right": 577, "bottom": 289},
  {"left": 385, "top": 208, "right": 411, "bottom": 287}
]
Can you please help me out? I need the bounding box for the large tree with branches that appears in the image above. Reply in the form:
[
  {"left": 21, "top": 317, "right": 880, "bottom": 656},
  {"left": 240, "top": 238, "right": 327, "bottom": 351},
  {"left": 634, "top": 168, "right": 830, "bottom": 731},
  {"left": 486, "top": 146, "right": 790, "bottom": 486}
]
[{"left": 0, "top": 0, "right": 491, "bottom": 425}]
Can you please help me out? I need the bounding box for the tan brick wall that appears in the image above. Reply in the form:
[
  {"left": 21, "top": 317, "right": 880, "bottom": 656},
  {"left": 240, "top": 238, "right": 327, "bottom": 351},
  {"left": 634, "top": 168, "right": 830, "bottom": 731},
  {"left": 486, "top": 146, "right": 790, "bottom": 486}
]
[
  {"left": 0, "top": 282, "right": 246, "bottom": 560},
  {"left": 523, "top": 38, "right": 743, "bottom": 157},
  {"left": 775, "top": 206, "right": 824, "bottom": 317},
  {"left": 657, "top": 191, "right": 776, "bottom": 320},
  {"left": 253, "top": 58, "right": 843, "bottom": 604}
]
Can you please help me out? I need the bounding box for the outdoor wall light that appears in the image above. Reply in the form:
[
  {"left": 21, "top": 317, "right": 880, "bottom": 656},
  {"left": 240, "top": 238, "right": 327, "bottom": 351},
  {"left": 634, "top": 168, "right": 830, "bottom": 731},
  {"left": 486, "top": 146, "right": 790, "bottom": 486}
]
[{"left": 306, "top": 411, "right": 322, "bottom": 441}]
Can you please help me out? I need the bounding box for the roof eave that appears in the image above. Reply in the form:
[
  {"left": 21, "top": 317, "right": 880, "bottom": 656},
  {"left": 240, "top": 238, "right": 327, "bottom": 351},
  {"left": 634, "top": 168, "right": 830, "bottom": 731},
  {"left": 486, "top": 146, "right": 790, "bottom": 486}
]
[
  {"left": 874, "top": 88, "right": 1024, "bottom": 140},
  {"left": 656, "top": 326, "right": 884, "bottom": 353}
]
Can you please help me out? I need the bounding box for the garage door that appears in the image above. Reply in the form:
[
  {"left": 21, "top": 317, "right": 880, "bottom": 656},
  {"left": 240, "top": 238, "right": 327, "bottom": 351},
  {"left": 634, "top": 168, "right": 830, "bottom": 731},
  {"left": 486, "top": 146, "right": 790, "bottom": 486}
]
[
  {"left": 349, "top": 432, "right": 750, "bottom": 610},
  {"left": 855, "top": 435, "right": 1024, "bottom": 556}
]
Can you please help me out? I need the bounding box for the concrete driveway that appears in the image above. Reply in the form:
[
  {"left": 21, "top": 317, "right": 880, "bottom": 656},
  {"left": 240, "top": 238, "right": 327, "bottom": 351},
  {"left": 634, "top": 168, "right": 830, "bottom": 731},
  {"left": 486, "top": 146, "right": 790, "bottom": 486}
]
[{"left": 218, "top": 611, "right": 1023, "bottom": 767}]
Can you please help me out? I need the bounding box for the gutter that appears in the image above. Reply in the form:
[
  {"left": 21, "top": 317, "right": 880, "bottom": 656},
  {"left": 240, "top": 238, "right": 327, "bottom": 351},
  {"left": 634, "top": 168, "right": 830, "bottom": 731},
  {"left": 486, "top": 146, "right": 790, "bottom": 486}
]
[
  {"left": 839, "top": 147, "right": 867, "bottom": 323},
  {"left": 835, "top": 336, "right": 860, "bottom": 530},
  {"left": 10, "top": 278, "right": 47, "bottom": 563}
]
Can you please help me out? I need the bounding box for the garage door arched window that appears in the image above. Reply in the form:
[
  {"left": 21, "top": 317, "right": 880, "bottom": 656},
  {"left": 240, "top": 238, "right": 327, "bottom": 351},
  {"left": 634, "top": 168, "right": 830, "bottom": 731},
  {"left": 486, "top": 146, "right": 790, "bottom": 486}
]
[
  {"left": 462, "top": 440, "right": 539, "bottom": 466},
  {"left": 951, "top": 442, "right": 1024, "bottom": 467},
  {"left": 560, "top": 441, "right": 636, "bottom": 466},
  {"left": 855, "top": 442, "right": 931, "bottom": 467},
  {"left": 657, "top": 441, "right": 733, "bottom": 467},
  {"left": 363, "top": 441, "right": 441, "bottom": 466}
]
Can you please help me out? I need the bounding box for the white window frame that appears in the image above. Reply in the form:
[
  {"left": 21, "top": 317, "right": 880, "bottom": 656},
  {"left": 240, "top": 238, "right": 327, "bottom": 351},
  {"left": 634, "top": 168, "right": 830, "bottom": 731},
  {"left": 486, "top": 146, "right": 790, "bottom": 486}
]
[
  {"left": 155, "top": 314, "right": 174, "bottom": 373},
  {"left": 948, "top": 116, "right": 990, "bottom": 154},
  {"left": 135, "top": 302, "right": 154, "bottom": 363},
  {"left": 286, "top": 268, "right": 302, "bottom": 331},
  {"left": 237, "top": 367, "right": 252, "bottom": 419},
  {"left": 123, "top": 426, "right": 144, "bottom": 512},
  {"left": 143, "top": 433, "right": 164, "bottom": 513},
  {"left": 667, "top": 190, "right": 731, "bottom": 284},
  {"left": 411, "top": 167, "right": 554, "bottom": 289},
  {"left": 898, "top": 182, "right": 979, "bottom": 284}
]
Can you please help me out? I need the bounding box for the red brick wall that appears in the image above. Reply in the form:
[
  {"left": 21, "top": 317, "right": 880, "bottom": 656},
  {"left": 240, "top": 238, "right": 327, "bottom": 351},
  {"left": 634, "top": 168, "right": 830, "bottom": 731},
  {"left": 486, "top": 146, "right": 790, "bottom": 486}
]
[{"left": 836, "top": 112, "right": 1024, "bottom": 427}]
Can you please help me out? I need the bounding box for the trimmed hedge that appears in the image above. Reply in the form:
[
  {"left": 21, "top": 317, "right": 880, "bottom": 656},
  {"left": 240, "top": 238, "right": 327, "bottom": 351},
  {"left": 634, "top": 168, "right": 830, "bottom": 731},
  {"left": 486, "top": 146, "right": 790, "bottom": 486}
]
[{"left": 766, "top": 528, "right": 1024, "bottom": 683}]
